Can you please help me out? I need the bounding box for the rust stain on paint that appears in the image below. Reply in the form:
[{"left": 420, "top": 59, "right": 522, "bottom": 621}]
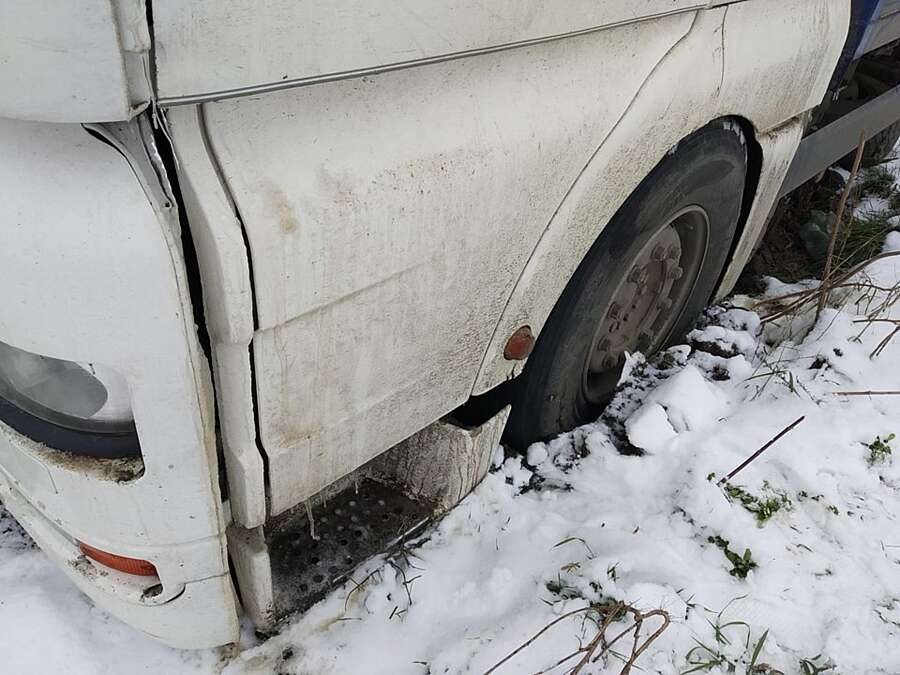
[{"left": 265, "top": 183, "right": 300, "bottom": 234}]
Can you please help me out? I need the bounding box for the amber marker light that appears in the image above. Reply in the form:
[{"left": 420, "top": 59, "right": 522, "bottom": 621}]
[{"left": 78, "top": 541, "right": 158, "bottom": 577}]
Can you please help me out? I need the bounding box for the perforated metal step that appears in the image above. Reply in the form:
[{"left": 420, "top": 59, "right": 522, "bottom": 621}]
[{"left": 266, "top": 478, "right": 432, "bottom": 615}]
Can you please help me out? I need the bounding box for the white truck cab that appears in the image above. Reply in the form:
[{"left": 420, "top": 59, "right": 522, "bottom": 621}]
[{"left": 0, "top": 0, "right": 884, "bottom": 648}]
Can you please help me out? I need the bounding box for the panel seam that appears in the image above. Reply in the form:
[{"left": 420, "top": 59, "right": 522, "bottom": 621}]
[{"left": 157, "top": 4, "right": 708, "bottom": 107}]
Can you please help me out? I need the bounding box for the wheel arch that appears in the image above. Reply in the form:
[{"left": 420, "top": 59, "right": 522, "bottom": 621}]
[
  {"left": 469, "top": 106, "right": 802, "bottom": 398},
  {"left": 468, "top": 0, "right": 846, "bottom": 397},
  {"left": 714, "top": 115, "right": 764, "bottom": 294}
]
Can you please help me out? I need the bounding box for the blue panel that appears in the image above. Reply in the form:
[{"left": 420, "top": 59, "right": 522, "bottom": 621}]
[{"left": 829, "top": 0, "right": 885, "bottom": 91}]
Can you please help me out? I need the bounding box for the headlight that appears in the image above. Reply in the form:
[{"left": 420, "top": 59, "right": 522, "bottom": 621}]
[{"left": 0, "top": 338, "right": 139, "bottom": 457}]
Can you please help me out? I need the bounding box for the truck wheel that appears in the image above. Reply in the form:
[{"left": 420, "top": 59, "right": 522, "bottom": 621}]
[{"left": 504, "top": 121, "right": 747, "bottom": 447}]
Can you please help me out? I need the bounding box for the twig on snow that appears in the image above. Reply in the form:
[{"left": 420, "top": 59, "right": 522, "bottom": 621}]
[
  {"left": 483, "top": 601, "right": 670, "bottom": 675},
  {"left": 718, "top": 416, "right": 805, "bottom": 485},
  {"left": 343, "top": 568, "right": 381, "bottom": 614},
  {"left": 756, "top": 252, "right": 900, "bottom": 325},
  {"left": 871, "top": 324, "right": 900, "bottom": 357},
  {"left": 832, "top": 390, "right": 900, "bottom": 396},
  {"left": 817, "top": 130, "right": 866, "bottom": 321}
]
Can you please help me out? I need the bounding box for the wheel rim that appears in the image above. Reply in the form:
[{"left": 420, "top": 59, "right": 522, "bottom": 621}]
[{"left": 581, "top": 206, "right": 709, "bottom": 404}]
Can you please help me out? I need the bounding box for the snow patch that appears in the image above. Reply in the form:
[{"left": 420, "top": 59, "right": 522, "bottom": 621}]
[
  {"left": 642, "top": 364, "right": 725, "bottom": 433},
  {"left": 525, "top": 443, "right": 548, "bottom": 467},
  {"left": 625, "top": 401, "right": 676, "bottom": 452}
]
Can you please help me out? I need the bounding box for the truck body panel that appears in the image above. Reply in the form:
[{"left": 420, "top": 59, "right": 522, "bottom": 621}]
[
  {"left": 164, "top": 106, "right": 265, "bottom": 528},
  {"left": 0, "top": 116, "right": 238, "bottom": 646},
  {"left": 0, "top": 1, "right": 151, "bottom": 122},
  {"left": 196, "top": 11, "right": 697, "bottom": 514},
  {"left": 476, "top": 0, "right": 848, "bottom": 395},
  {"left": 0, "top": 0, "right": 890, "bottom": 649},
  {"left": 152, "top": 0, "right": 705, "bottom": 104},
  {"left": 184, "top": 1, "right": 848, "bottom": 515}
]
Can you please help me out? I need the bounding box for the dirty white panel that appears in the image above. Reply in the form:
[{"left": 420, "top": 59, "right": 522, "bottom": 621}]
[
  {"left": 0, "top": 116, "right": 237, "bottom": 644},
  {"left": 153, "top": 0, "right": 702, "bottom": 102},
  {"left": 166, "top": 106, "right": 266, "bottom": 529},
  {"left": 0, "top": 1, "right": 151, "bottom": 122},
  {"left": 718, "top": 0, "right": 849, "bottom": 133},
  {"left": 199, "top": 13, "right": 695, "bottom": 513},
  {"left": 0, "top": 118, "right": 220, "bottom": 546},
  {"left": 473, "top": 0, "right": 849, "bottom": 394},
  {"left": 715, "top": 119, "right": 804, "bottom": 299},
  {"left": 370, "top": 407, "right": 510, "bottom": 512}
]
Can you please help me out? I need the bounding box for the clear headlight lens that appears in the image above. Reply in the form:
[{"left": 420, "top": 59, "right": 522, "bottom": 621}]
[{"left": 0, "top": 339, "right": 134, "bottom": 434}]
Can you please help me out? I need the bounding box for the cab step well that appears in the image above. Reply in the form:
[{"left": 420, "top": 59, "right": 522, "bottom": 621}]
[
  {"left": 268, "top": 478, "right": 432, "bottom": 616},
  {"left": 228, "top": 406, "right": 509, "bottom": 630}
]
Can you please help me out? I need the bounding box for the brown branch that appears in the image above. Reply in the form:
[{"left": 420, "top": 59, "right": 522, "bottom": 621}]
[
  {"left": 828, "top": 251, "right": 900, "bottom": 288},
  {"left": 833, "top": 390, "right": 900, "bottom": 396},
  {"left": 718, "top": 416, "right": 805, "bottom": 485},
  {"left": 570, "top": 603, "right": 628, "bottom": 675},
  {"left": 817, "top": 130, "right": 866, "bottom": 321},
  {"left": 872, "top": 325, "right": 900, "bottom": 358},
  {"left": 483, "top": 607, "right": 593, "bottom": 675},
  {"left": 615, "top": 610, "right": 671, "bottom": 675},
  {"left": 484, "top": 602, "right": 670, "bottom": 675},
  {"left": 758, "top": 251, "right": 900, "bottom": 325}
]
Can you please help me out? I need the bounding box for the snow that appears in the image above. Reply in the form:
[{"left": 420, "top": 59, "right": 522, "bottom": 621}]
[
  {"left": 625, "top": 401, "right": 676, "bottom": 452},
  {"left": 526, "top": 443, "right": 549, "bottom": 467},
  {"left": 3, "top": 192, "right": 900, "bottom": 674},
  {"left": 639, "top": 364, "right": 726, "bottom": 434}
]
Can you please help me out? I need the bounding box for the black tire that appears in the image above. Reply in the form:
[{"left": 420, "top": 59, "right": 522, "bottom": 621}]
[{"left": 504, "top": 121, "right": 747, "bottom": 448}]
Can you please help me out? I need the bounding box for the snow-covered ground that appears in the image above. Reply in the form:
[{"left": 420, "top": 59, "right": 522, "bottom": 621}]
[{"left": 3, "top": 198, "right": 900, "bottom": 674}]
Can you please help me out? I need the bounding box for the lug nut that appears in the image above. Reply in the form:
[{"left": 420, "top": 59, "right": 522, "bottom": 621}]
[
  {"left": 630, "top": 266, "right": 650, "bottom": 295},
  {"left": 668, "top": 266, "right": 684, "bottom": 280},
  {"left": 651, "top": 245, "right": 666, "bottom": 261}
]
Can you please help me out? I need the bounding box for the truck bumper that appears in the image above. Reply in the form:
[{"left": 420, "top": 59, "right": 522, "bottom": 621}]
[
  {"left": 0, "top": 471, "right": 236, "bottom": 649},
  {"left": 0, "top": 115, "right": 238, "bottom": 648}
]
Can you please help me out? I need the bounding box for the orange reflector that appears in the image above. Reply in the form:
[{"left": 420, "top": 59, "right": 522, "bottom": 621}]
[
  {"left": 503, "top": 325, "right": 535, "bottom": 360},
  {"left": 78, "top": 542, "right": 158, "bottom": 577}
]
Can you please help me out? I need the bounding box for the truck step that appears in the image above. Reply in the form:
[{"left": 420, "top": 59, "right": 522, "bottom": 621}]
[
  {"left": 266, "top": 478, "right": 432, "bottom": 615},
  {"left": 228, "top": 409, "right": 511, "bottom": 630}
]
